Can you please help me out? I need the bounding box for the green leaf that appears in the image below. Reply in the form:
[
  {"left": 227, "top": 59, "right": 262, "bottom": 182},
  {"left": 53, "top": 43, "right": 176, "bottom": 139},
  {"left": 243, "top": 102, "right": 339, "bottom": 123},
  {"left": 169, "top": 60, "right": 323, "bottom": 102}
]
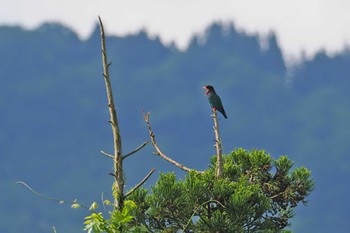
[
  {"left": 71, "top": 203, "right": 81, "bottom": 209},
  {"left": 89, "top": 201, "right": 98, "bottom": 211},
  {"left": 103, "top": 199, "right": 113, "bottom": 206}
]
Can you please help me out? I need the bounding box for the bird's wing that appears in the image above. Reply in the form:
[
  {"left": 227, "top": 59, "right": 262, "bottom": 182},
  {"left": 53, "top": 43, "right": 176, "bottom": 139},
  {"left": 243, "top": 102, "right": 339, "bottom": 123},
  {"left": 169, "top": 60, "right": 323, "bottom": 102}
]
[{"left": 210, "top": 94, "right": 224, "bottom": 110}]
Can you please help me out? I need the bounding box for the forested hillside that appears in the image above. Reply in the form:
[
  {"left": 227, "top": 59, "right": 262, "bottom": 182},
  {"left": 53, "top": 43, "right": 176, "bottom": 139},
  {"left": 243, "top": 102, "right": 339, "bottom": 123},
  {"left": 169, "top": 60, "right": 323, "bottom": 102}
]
[{"left": 0, "top": 22, "right": 349, "bottom": 232}]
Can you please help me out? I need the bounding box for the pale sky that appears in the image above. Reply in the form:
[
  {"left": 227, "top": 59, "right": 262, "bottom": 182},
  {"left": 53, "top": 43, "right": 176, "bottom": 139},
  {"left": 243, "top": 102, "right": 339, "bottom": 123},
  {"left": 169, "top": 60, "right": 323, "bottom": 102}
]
[{"left": 2, "top": 0, "right": 350, "bottom": 60}]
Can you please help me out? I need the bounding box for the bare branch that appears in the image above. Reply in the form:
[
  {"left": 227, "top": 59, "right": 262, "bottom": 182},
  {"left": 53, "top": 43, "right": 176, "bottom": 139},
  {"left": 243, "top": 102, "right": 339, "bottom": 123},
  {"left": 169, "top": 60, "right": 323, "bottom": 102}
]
[
  {"left": 108, "top": 172, "right": 117, "bottom": 179},
  {"left": 100, "top": 150, "right": 114, "bottom": 159},
  {"left": 143, "top": 111, "right": 202, "bottom": 173},
  {"left": 122, "top": 140, "right": 150, "bottom": 160},
  {"left": 212, "top": 109, "right": 223, "bottom": 178},
  {"left": 124, "top": 168, "right": 156, "bottom": 198}
]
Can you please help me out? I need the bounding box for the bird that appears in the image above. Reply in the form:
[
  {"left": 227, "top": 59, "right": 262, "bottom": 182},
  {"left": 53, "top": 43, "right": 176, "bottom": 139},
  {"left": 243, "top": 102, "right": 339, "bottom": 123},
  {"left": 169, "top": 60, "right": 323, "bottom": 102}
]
[{"left": 203, "top": 85, "right": 227, "bottom": 119}]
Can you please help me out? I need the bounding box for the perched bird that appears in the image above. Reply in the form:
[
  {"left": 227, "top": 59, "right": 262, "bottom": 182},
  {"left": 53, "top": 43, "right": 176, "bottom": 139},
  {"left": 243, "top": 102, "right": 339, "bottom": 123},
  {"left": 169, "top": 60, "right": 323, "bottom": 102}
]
[{"left": 203, "top": 85, "right": 227, "bottom": 119}]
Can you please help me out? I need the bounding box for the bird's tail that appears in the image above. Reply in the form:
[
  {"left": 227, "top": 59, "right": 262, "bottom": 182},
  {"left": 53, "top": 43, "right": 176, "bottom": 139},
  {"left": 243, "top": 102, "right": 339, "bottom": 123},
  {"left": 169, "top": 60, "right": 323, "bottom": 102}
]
[{"left": 219, "top": 109, "right": 227, "bottom": 119}]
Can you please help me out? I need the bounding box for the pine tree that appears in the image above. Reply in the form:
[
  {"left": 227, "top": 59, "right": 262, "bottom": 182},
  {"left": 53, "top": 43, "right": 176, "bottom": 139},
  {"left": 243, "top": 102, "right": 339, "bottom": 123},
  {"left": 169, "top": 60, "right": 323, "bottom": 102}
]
[{"left": 128, "top": 148, "right": 314, "bottom": 232}]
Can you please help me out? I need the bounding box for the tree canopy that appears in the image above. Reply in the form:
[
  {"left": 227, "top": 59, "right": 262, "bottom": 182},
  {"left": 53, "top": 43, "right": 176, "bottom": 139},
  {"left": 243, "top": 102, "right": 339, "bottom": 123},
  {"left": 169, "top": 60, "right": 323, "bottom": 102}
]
[{"left": 124, "top": 149, "right": 314, "bottom": 233}]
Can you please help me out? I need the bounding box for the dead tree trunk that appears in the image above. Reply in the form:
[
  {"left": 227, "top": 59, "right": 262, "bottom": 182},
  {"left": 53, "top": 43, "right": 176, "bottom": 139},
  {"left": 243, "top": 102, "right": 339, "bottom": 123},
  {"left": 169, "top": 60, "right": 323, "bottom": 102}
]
[
  {"left": 98, "top": 17, "right": 155, "bottom": 211},
  {"left": 98, "top": 17, "right": 124, "bottom": 210}
]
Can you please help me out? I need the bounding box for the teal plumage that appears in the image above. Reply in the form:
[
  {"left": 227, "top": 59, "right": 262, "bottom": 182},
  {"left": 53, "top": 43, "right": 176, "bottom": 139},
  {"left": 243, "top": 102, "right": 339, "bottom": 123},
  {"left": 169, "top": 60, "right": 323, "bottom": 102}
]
[{"left": 203, "top": 85, "right": 227, "bottom": 119}]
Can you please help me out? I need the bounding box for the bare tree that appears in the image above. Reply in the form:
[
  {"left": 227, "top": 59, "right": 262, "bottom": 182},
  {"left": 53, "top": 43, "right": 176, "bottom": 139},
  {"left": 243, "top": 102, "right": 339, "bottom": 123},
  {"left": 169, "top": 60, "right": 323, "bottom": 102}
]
[{"left": 98, "top": 17, "right": 154, "bottom": 210}]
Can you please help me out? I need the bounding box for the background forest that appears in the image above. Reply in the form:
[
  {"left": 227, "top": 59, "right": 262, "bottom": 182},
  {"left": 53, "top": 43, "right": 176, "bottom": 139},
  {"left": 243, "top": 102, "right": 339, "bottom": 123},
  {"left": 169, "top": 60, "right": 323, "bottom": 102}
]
[{"left": 0, "top": 22, "right": 349, "bottom": 232}]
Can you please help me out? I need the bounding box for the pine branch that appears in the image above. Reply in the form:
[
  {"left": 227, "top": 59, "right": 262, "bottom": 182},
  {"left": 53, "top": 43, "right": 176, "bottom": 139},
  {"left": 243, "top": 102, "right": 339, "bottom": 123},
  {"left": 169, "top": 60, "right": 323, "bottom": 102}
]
[
  {"left": 183, "top": 199, "right": 226, "bottom": 232},
  {"left": 124, "top": 168, "right": 156, "bottom": 198},
  {"left": 143, "top": 111, "right": 201, "bottom": 173}
]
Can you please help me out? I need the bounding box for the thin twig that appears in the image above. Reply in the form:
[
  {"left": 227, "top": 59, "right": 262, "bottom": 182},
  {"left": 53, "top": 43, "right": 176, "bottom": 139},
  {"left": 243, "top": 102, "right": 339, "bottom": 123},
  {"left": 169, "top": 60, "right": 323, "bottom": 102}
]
[
  {"left": 124, "top": 168, "right": 156, "bottom": 198},
  {"left": 15, "top": 181, "right": 92, "bottom": 211},
  {"left": 143, "top": 111, "right": 201, "bottom": 173},
  {"left": 122, "top": 140, "right": 150, "bottom": 160},
  {"left": 100, "top": 150, "right": 114, "bottom": 159}
]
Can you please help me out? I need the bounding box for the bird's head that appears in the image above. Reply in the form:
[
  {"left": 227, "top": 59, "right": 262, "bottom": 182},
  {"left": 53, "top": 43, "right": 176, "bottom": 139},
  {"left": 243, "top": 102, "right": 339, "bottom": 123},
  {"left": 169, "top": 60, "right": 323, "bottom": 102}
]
[{"left": 203, "top": 85, "right": 215, "bottom": 95}]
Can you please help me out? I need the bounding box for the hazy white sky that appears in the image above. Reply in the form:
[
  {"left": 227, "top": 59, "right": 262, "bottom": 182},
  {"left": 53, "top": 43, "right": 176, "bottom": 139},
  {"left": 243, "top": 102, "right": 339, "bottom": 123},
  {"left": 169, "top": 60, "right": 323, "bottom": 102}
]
[{"left": 2, "top": 0, "right": 350, "bottom": 59}]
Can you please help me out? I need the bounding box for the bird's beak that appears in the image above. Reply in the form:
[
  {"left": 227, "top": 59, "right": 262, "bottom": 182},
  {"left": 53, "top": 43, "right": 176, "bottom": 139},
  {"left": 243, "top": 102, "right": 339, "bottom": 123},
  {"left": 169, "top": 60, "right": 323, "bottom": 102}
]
[{"left": 203, "top": 86, "right": 209, "bottom": 95}]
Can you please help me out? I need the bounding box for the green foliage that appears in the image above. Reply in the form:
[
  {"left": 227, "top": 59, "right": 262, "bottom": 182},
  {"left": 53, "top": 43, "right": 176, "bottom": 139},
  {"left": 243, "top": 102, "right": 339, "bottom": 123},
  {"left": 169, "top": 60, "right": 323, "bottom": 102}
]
[
  {"left": 84, "top": 212, "right": 109, "bottom": 233},
  {"left": 82, "top": 200, "right": 148, "bottom": 233},
  {"left": 128, "top": 148, "right": 314, "bottom": 232}
]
